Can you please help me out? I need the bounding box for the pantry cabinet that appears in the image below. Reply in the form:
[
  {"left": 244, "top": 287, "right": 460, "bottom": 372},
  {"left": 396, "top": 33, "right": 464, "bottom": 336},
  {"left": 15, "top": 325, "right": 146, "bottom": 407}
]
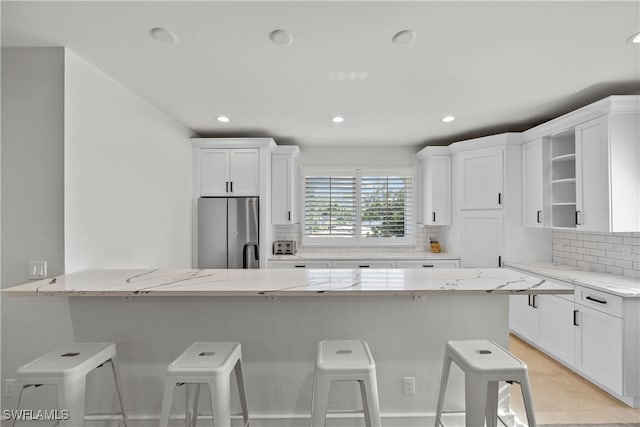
[
  {"left": 417, "top": 147, "right": 451, "bottom": 225},
  {"left": 459, "top": 147, "right": 504, "bottom": 210},
  {"left": 199, "top": 148, "right": 259, "bottom": 196},
  {"left": 271, "top": 146, "right": 300, "bottom": 225}
]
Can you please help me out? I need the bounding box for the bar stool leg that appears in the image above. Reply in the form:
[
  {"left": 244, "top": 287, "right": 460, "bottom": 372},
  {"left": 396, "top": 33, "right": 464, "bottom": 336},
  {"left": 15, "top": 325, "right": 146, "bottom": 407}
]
[
  {"left": 464, "top": 375, "right": 488, "bottom": 427},
  {"left": 434, "top": 356, "right": 452, "bottom": 427},
  {"left": 520, "top": 375, "right": 537, "bottom": 427},
  {"left": 59, "top": 376, "right": 86, "bottom": 427},
  {"left": 361, "top": 375, "right": 382, "bottom": 427},
  {"left": 11, "top": 381, "right": 27, "bottom": 427},
  {"left": 310, "top": 374, "right": 330, "bottom": 427},
  {"left": 209, "top": 377, "right": 231, "bottom": 427},
  {"left": 185, "top": 384, "right": 201, "bottom": 427},
  {"left": 485, "top": 380, "right": 499, "bottom": 427},
  {"left": 108, "top": 356, "right": 129, "bottom": 427},
  {"left": 234, "top": 359, "right": 250, "bottom": 427},
  {"left": 158, "top": 382, "right": 176, "bottom": 427}
]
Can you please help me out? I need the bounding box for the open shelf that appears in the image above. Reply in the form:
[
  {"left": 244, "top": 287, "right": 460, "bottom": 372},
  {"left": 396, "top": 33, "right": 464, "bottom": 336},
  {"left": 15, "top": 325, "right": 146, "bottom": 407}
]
[
  {"left": 551, "top": 153, "right": 576, "bottom": 162},
  {"left": 552, "top": 178, "right": 576, "bottom": 184},
  {"left": 550, "top": 130, "right": 577, "bottom": 228}
]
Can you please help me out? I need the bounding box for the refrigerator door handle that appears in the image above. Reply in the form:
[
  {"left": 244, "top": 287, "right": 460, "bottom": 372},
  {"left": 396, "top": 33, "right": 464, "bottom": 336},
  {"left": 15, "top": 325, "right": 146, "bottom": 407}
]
[{"left": 242, "top": 242, "right": 259, "bottom": 269}]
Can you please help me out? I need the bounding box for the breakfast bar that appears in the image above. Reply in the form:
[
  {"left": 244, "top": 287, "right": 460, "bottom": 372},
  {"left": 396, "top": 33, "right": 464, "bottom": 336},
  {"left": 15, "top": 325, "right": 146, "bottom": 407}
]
[{"left": 4, "top": 268, "right": 572, "bottom": 426}]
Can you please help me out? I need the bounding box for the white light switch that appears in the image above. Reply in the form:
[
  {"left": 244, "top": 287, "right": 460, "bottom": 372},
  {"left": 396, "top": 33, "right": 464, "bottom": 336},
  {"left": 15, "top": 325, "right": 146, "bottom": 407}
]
[{"left": 27, "top": 261, "right": 47, "bottom": 279}]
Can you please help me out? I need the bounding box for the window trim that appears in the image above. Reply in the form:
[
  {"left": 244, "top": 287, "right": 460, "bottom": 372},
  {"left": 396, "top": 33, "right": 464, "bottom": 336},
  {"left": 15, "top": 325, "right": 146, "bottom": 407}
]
[{"left": 301, "top": 167, "right": 416, "bottom": 248}]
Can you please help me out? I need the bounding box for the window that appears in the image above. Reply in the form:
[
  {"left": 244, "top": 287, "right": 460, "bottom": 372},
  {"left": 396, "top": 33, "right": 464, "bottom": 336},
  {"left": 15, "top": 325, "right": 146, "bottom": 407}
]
[{"left": 302, "top": 168, "right": 414, "bottom": 246}]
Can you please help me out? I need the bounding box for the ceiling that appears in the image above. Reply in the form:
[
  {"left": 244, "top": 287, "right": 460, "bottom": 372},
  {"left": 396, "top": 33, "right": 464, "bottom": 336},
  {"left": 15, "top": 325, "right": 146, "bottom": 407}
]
[{"left": 2, "top": 1, "right": 639, "bottom": 147}]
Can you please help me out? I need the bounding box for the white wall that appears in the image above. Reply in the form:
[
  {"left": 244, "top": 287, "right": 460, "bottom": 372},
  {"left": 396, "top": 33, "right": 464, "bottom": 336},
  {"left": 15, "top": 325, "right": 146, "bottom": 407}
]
[
  {"left": 300, "top": 145, "right": 416, "bottom": 167},
  {"left": 64, "top": 49, "right": 193, "bottom": 271}
]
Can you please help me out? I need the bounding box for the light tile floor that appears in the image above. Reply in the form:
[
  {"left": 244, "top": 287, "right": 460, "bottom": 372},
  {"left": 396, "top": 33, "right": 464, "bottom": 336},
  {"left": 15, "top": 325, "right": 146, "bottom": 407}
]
[{"left": 509, "top": 335, "right": 640, "bottom": 426}]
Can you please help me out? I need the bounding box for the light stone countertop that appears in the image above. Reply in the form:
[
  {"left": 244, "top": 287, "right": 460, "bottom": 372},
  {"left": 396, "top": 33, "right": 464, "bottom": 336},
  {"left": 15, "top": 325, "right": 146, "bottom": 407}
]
[
  {"left": 505, "top": 262, "right": 640, "bottom": 298},
  {"left": 269, "top": 251, "right": 459, "bottom": 261},
  {"left": 3, "top": 268, "right": 572, "bottom": 297}
]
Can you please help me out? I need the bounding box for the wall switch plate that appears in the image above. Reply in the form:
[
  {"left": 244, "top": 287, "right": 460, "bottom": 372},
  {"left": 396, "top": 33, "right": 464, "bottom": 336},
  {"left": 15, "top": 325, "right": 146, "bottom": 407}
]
[
  {"left": 4, "top": 379, "right": 15, "bottom": 397},
  {"left": 27, "top": 260, "right": 47, "bottom": 279},
  {"left": 403, "top": 377, "right": 415, "bottom": 395}
]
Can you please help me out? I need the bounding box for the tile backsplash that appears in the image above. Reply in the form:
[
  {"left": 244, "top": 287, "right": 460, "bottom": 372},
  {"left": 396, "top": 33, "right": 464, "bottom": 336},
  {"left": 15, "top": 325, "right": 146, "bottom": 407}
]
[
  {"left": 553, "top": 230, "right": 640, "bottom": 278},
  {"left": 272, "top": 224, "right": 443, "bottom": 254}
]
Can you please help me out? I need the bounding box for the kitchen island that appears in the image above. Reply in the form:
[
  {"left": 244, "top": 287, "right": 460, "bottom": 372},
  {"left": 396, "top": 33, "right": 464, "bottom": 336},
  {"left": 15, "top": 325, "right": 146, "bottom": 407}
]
[{"left": 4, "top": 268, "right": 571, "bottom": 426}]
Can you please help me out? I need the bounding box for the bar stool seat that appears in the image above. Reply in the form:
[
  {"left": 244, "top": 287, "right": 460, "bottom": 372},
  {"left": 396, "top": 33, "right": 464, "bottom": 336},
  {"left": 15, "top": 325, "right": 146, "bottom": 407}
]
[
  {"left": 434, "top": 339, "right": 536, "bottom": 427},
  {"left": 158, "top": 341, "right": 250, "bottom": 427},
  {"left": 311, "top": 339, "right": 382, "bottom": 427},
  {"left": 12, "top": 342, "right": 128, "bottom": 427}
]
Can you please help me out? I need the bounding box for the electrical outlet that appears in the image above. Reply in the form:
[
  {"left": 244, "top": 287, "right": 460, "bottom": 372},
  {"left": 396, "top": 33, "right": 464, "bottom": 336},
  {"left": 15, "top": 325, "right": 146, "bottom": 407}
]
[
  {"left": 403, "top": 377, "right": 415, "bottom": 395},
  {"left": 27, "top": 260, "right": 47, "bottom": 279},
  {"left": 5, "top": 379, "right": 15, "bottom": 397}
]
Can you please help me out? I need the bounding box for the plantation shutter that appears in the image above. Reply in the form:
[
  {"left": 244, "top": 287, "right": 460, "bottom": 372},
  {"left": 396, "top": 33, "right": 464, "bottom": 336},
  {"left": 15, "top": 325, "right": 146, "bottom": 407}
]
[
  {"left": 304, "top": 175, "right": 357, "bottom": 238},
  {"left": 360, "top": 175, "right": 413, "bottom": 238}
]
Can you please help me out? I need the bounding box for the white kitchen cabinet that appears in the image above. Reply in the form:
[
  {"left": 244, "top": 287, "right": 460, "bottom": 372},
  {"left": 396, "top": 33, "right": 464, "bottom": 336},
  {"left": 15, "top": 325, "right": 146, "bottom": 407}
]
[
  {"left": 460, "top": 211, "right": 503, "bottom": 267},
  {"left": 200, "top": 148, "right": 259, "bottom": 197},
  {"left": 522, "top": 139, "right": 546, "bottom": 227},
  {"left": 509, "top": 295, "right": 539, "bottom": 341},
  {"left": 271, "top": 146, "right": 300, "bottom": 225},
  {"left": 268, "top": 260, "right": 331, "bottom": 269},
  {"left": 417, "top": 147, "right": 451, "bottom": 225},
  {"left": 537, "top": 294, "right": 575, "bottom": 366},
  {"left": 459, "top": 147, "right": 504, "bottom": 210},
  {"left": 331, "top": 260, "right": 395, "bottom": 269},
  {"left": 575, "top": 114, "right": 640, "bottom": 232},
  {"left": 395, "top": 260, "right": 460, "bottom": 268}
]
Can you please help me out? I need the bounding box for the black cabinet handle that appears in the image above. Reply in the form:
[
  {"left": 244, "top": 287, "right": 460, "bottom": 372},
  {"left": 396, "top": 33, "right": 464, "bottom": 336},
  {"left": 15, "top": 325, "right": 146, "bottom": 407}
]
[
  {"left": 422, "top": 264, "right": 434, "bottom": 268},
  {"left": 575, "top": 210, "right": 581, "bottom": 225},
  {"left": 294, "top": 265, "right": 306, "bottom": 268},
  {"left": 432, "top": 212, "right": 436, "bottom": 222},
  {"left": 498, "top": 193, "right": 502, "bottom": 205},
  {"left": 230, "top": 181, "right": 233, "bottom": 192},
  {"left": 498, "top": 256, "right": 502, "bottom": 267},
  {"left": 531, "top": 295, "right": 537, "bottom": 308},
  {"left": 527, "top": 295, "right": 532, "bottom": 307},
  {"left": 288, "top": 211, "right": 291, "bottom": 221},
  {"left": 226, "top": 181, "right": 229, "bottom": 192},
  {"left": 586, "top": 295, "right": 607, "bottom": 304},
  {"left": 359, "top": 265, "right": 370, "bottom": 268},
  {"left": 537, "top": 210, "right": 542, "bottom": 224},
  {"left": 573, "top": 309, "right": 579, "bottom": 326}
]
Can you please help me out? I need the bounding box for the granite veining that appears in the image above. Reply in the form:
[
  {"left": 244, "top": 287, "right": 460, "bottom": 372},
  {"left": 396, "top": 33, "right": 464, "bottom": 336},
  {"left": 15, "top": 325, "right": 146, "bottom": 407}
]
[
  {"left": 4, "top": 268, "right": 572, "bottom": 297},
  {"left": 505, "top": 262, "right": 640, "bottom": 298}
]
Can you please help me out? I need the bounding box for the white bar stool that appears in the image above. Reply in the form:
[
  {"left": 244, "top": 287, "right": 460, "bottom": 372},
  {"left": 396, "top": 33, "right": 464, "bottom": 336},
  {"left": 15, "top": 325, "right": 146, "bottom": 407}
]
[
  {"left": 158, "top": 342, "right": 250, "bottom": 427},
  {"left": 311, "top": 339, "right": 382, "bottom": 427},
  {"left": 434, "top": 339, "right": 536, "bottom": 427},
  {"left": 11, "top": 342, "right": 128, "bottom": 427}
]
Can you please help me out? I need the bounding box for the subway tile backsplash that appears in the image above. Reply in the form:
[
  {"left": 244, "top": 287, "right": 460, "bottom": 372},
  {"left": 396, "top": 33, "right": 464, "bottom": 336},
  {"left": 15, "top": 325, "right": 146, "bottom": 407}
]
[
  {"left": 272, "top": 224, "right": 443, "bottom": 254},
  {"left": 553, "top": 230, "right": 640, "bottom": 279}
]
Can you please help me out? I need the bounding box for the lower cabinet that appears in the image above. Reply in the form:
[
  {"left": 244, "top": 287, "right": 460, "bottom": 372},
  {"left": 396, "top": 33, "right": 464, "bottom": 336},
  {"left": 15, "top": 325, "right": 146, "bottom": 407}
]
[
  {"left": 268, "top": 259, "right": 460, "bottom": 269},
  {"left": 510, "top": 281, "right": 637, "bottom": 406}
]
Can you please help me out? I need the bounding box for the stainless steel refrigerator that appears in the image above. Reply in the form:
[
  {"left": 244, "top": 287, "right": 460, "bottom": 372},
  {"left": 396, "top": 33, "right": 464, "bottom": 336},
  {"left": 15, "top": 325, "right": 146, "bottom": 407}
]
[{"left": 197, "top": 197, "right": 259, "bottom": 269}]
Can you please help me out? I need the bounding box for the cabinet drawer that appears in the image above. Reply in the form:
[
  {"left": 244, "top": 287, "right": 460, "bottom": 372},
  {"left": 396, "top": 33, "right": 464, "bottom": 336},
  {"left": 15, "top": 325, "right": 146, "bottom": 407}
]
[
  {"left": 268, "top": 261, "right": 331, "bottom": 269},
  {"left": 331, "top": 260, "right": 395, "bottom": 269},
  {"left": 395, "top": 260, "right": 460, "bottom": 268},
  {"left": 575, "top": 286, "right": 622, "bottom": 318}
]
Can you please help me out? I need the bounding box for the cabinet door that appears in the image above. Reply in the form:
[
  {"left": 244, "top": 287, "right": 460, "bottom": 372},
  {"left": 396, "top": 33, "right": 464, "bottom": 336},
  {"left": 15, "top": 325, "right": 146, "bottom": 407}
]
[
  {"left": 272, "top": 154, "right": 293, "bottom": 224},
  {"left": 268, "top": 260, "right": 331, "bottom": 269},
  {"left": 331, "top": 260, "right": 395, "bottom": 268},
  {"left": 200, "top": 149, "right": 229, "bottom": 196},
  {"left": 460, "top": 211, "right": 503, "bottom": 267},
  {"left": 460, "top": 148, "right": 504, "bottom": 209},
  {"left": 522, "top": 140, "right": 544, "bottom": 227},
  {"left": 229, "top": 149, "right": 259, "bottom": 196},
  {"left": 396, "top": 260, "right": 460, "bottom": 268},
  {"left": 424, "top": 155, "right": 452, "bottom": 225},
  {"left": 574, "top": 303, "right": 623, "bottom": 394},
  {"left": 576, "top": 117, "right": 610, "bottom": 231},
  {"left": 509, "top": 295, "right": 539, "bottom": 342},
  {"left": 537, "top": 294, "right": 575, "bottom": 366}
]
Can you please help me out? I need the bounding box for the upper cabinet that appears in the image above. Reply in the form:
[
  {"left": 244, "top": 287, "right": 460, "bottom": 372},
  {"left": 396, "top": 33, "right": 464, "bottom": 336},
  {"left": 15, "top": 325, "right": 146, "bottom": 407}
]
[
  {"left": 459, "top": 146, "right": 504, "bottom": 210},
  {"left": 417, "top": 147, "right": 451, "bottom": 225},
  {"left": 271, "top": 146, "right": 300, "bottom": 225},
  {"left": 200, "top": 148, "right": 259, "bottom": 196},
  {"left": 522, "top": 96, "right": 640, "bottom": 232},
  {"left": 522, "top": 138, "right": 547, "bottom": 228}
]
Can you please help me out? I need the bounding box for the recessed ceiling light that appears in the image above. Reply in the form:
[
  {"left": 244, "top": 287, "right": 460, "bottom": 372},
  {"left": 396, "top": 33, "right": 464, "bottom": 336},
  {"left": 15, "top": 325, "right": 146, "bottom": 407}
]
[
  {"left": 441, "top": 115, "right": 456, "bottom": 123},
  {"left": 392, "top": 30, "right": 416, "bottom": 45},
  {"left": 269, "top": 29, "right": 293, "bottom": 46},
  {"left": 627, "top": 31, "right": 640, "bottom": 43},
  {"left": 217, "top": 116, "right": 230, "bottom": 123},
  {"left": 150, "top": 27, "right": 178, "bottom": 44},
  {"left": 332, "top": 116, "right": 344, "bottom": 123}
]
